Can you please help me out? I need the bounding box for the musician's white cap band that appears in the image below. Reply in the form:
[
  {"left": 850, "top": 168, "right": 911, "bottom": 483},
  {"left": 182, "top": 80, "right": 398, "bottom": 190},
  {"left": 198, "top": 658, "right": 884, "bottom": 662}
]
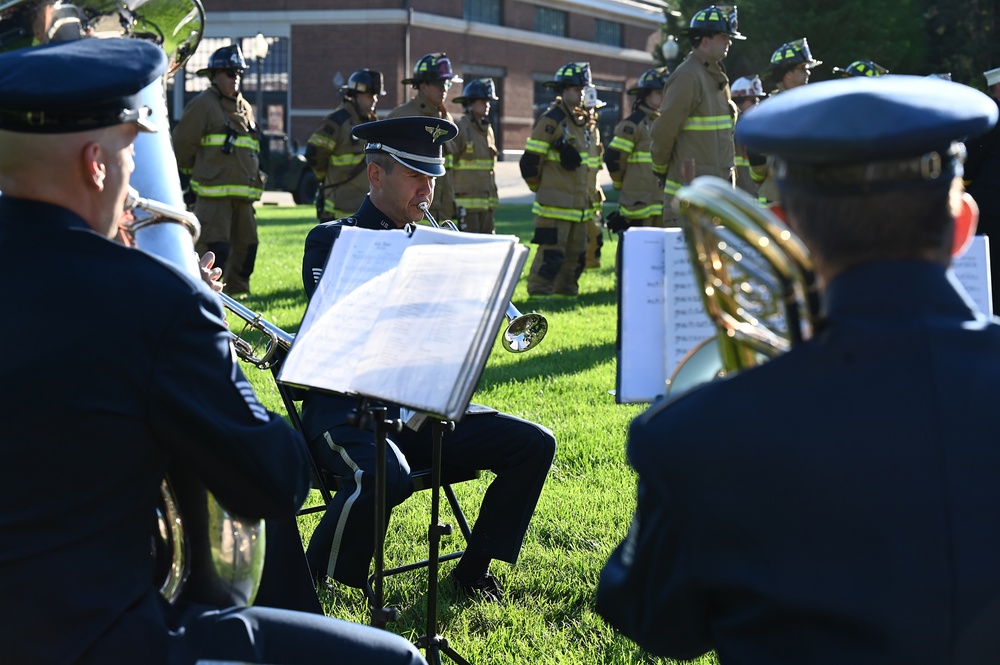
[{"left": 985, "top": 67, "right": 1000, "bottom": 88}]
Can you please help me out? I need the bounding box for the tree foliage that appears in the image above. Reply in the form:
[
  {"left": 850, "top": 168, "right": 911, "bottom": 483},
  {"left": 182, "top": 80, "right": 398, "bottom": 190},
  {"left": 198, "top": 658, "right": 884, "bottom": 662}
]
[{"left": 651, "top": 0, "right": 997, "bottom": 91}]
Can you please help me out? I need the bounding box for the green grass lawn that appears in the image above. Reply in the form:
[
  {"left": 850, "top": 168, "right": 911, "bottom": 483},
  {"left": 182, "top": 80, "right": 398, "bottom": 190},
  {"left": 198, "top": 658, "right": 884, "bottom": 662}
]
[{"left": 239, "top": 203, "right": 715, "bottom": 665}]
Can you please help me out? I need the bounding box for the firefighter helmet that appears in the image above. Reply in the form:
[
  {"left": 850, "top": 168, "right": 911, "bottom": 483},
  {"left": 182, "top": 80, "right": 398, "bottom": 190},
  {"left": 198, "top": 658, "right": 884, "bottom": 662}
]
[
  {"left": 402, "top": 52, "right": 463, "bottom": 86},
  {"left": 766, "top": 38, "right": 822, "bottom": 77},
  {"left": 832, "top": 60, "right": 889, "bottom": 78},
  {"left": 679, "top": 5, "right": 746, "bottom": 41},
  {"left": 340, "top": 69, "right": 386, "bottom": 96},
  {"left": 545, "top": 62, "right": 592, "bottom": 90},
  {"left": 627, "top": 66, "right": 670, "bottom": 96},
  {"left": 731, "top": 75, "right": 766, "bottom": 99},
  {"left": 196, "top": 43, "right": 247, "bottom": 77},
  {"left": 452, "top": 78, "right": 499, "bottom": 106}
]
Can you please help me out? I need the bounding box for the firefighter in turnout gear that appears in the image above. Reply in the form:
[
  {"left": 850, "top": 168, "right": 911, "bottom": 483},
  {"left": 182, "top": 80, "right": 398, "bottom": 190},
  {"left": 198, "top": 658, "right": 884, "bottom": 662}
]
[
  {"left": 520, "top": 62, "right": 604, "bottom": 296},
  {"left": 305, "top": 69, "right": 383, "bottom": 221},
  {"left": 172, "top": 43, "right": 262, "bottom": 296},
  {"left": 730, "top": 74, "right": 766, "bottom": 198},
  {"left": 605, "top": 66, "right": 670, "bottom": 233},
  {"left": 387, "top": 52, "right": 461, "bottom": 222},
  {"left": 451, "top": 78, "right": 500, "bottom": 234},
  {"left": 650, "top": 5, "right": 743, "bottom": 225},
  {"left": 583, "top": 84, "right": 607, "bottom": 270},
  {"left": 751, "top": 38, "right": 822, "bottom": 206}
]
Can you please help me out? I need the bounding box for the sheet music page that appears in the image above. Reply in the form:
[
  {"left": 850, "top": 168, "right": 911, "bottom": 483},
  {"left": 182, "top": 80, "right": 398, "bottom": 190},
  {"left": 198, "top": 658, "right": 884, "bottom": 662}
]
[
  {"left": 457, "top": 244, "right": 528, "bottom": 410},
  {"left": 617, "top": 228, "right": 668, "bottom": 403},
  {"left": 350, "top": 240, "right": 516, "bottom": 420},
  {"left": 952, "top": 236, "right": 992, "bottom": 316},
  {"left": 278, "top": 226, "right": 409, "bottom": 393},
  {"left": 663, "top": 229, "right": 716, "bottom": 377}
]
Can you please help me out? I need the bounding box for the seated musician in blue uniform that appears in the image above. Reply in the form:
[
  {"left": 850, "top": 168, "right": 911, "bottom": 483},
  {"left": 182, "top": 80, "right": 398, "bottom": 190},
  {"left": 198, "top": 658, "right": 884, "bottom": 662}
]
[
  {"left": 597, "top": 75, "right": 1000, "bottom": 663},
  {"left": 300, "top": 116, "right": 556, "bottom": 602},
  {"left": 0, "top": 38, "right": 425, "bottom": 665}
]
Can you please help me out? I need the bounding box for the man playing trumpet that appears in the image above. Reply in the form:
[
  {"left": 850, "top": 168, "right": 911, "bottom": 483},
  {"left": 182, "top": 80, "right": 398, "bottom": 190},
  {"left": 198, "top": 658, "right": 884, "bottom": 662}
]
[{"left": 300, "top": 116, "right": 556, "bottom": 602}]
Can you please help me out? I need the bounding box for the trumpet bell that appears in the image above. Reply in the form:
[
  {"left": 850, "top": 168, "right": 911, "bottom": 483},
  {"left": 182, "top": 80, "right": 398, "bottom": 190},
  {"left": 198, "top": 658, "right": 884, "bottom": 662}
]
[{"left": 502, "top": 312, "right": 548, "bottom": 353}]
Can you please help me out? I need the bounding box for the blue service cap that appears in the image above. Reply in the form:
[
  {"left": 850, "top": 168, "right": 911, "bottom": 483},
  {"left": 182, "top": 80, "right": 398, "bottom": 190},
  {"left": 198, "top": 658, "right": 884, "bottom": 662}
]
[
  {"left": 353, "top": 116, "right": 458, "bottom": 177},
  {"left": 0, "top": 38, "right": 167, "bottom": 134},
  {"left": 736, "top": 75, "right": 998, "bottom": 191}
]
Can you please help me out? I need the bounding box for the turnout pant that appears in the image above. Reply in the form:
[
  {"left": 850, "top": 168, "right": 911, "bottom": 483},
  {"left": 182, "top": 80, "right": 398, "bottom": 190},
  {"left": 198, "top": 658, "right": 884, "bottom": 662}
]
[
  {"left": 305, "top": 411, "right": 556, "bottom": 588},
  {"left": 194, "top": 196, "right": 258, "bottom": 295},
  {"left": 527, "top": 216, "right": 589, "bottom": 296}
]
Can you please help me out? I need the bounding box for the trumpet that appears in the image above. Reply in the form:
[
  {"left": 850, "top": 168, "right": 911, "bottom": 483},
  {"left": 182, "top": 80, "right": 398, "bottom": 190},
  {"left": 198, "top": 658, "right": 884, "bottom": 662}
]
[
  {"left": 418, "top": 202, "right": 549, "bottom": 353},
  {"left": 220, "top": 292, "right": 295, "bottom": 370}
]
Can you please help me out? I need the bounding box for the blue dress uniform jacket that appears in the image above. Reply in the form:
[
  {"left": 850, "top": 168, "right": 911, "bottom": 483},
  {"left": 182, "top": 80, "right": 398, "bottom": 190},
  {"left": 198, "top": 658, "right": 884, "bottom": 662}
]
[
  {"left": 0, "top": 197, "right": 310, "bottom": 664},
  {"left": 598, "top": 260, "right": 1000, "bottom": 664},
  {"left": 299, "top": 197, "right": 556, "bottom": 587}
]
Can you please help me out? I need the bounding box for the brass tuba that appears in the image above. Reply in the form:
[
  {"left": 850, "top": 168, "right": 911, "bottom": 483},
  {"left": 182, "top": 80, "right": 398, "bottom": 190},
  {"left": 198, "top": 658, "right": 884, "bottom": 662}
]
[
  {"left": 667, "top": 176, "right": 820, "bottom": 393},
  {"left": 0, "top": 0, "right": 266, "bottom": 606}
]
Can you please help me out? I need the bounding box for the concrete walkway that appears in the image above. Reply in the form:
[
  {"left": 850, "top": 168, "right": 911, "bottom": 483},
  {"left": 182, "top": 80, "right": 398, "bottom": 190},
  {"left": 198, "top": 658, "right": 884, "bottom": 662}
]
[{"left": 257, "top": 158, "right": 613, "bottom": 207}]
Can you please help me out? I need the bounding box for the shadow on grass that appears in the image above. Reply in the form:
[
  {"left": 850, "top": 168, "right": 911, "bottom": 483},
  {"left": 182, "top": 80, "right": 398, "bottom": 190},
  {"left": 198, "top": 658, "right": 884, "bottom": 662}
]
[{"left": 478, "top": 339, "right": 616, "bottom": 388}]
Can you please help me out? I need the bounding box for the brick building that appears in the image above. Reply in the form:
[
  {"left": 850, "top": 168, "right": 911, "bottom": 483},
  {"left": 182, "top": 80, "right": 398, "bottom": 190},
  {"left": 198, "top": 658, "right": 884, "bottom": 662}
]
[{"left": 172, "top": 1, "right": 666, "bottom": 155}]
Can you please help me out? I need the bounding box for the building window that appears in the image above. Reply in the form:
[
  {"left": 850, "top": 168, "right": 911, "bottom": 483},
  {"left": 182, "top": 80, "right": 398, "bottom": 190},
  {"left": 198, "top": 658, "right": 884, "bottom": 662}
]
[
  {"left": 595, "top": 19, "right": 622, "bottom": 47},
  {"left": 465, "top": 0, "right": 501, "bottom": 25},
  {"left": 535, "top": 7, "right": 567, "bottom": 37}
]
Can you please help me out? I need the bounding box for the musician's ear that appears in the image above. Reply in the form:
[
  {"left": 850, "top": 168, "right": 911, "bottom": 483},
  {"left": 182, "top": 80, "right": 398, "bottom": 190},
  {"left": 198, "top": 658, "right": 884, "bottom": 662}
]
[
  {"left": 952, "top": 191, "right": 978, "bottom": 258},
  {"left": 367, "top": 161, "right": 382, "bottom": 190},
  {"left": 82, "top": 141, "right": 106, "bottom": 191}
]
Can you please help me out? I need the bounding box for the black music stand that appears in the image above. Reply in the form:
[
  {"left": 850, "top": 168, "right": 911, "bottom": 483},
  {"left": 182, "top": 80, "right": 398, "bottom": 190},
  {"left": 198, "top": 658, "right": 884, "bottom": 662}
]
[
  {"left": 414, "top": 420, "right": 470, "bottom": 665},
  {"left": 356, "top": 406, "right": 471, "bottom": 664}
]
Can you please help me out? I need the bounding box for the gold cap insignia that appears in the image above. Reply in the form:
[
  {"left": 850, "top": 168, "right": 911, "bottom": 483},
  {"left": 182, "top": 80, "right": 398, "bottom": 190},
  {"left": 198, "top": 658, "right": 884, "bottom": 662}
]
[{"left": 426, "top": 125, "right": 448, "bottom": 142}]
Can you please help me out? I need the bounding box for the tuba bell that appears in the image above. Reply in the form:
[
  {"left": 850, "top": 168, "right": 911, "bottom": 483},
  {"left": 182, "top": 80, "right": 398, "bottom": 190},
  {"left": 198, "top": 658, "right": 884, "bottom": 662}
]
[
  {"left": 0, "top": 0, "right": 266, "bottom": 607},
  {"left": 668, "top": 176, "right": 820, "bottom": 393}
]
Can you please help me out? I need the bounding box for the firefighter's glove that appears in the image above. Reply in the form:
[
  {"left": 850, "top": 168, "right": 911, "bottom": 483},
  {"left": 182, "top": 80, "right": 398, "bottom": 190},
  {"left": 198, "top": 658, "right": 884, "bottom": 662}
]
[
  {"left": 606, "top": 210, "right": 630, "bottom": 234},
  {"left": 553, "top": 138, "right": 582, "bottom": 171}
]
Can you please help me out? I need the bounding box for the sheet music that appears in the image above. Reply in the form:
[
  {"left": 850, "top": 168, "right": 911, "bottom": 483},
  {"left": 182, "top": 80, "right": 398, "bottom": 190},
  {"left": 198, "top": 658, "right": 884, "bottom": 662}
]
[
  {"left": 350, "top": 241, "right": 516, "bottom": 418},
  {"left": 280, "top": 224, "right": 524, "bottom": 421},
  {"left": 617, "top": 228, "right": 668, "bottom": 403},
  {"left": 664, "top": 229, "right": 715, "bottom": 373},
  {"left": 952, "top": 236, "right": 992, "bottom": 316},
  {"left": 617, "top": 230, "right": 994, "bottom": 404}
]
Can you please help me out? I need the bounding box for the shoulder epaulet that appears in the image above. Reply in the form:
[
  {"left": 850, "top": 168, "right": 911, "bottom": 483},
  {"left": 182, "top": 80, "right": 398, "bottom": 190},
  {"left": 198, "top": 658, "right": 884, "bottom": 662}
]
[
  {"left": 626, "top": 109, "right": 645, "bottom": 124},
  {"left": 329, "top": 108, "right": 351, "bottom": 124},
  {"left": 542, "top": 105, "right": 566, "bottom": 123}
]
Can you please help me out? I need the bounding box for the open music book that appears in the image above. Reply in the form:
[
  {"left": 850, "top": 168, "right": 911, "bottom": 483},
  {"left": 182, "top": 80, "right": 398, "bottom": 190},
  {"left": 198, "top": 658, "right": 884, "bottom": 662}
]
[
  {"left": 617, "top": 227, "right": 993, "bottom": 404},
  {"left": 278, "top": 224, "right": 528, "bottom": 422}
]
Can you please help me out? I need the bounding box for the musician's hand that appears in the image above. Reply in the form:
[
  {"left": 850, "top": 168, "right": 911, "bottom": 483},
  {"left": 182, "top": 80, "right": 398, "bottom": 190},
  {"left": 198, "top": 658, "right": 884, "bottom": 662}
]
[{"left": 199, "top": 251, "right": 224, "bottom": 293}]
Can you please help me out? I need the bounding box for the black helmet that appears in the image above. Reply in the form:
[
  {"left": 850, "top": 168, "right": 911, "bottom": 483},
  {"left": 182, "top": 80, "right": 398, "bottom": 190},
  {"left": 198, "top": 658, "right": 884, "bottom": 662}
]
[
  {"left": 628, "top": 66, "right": 670, "bottom": 96},
  {"left": 340, "top": 69, "right": 386, "bottom": 96},
  {"left": 831, "top": 60, "right": 889, "bottom": 78},
  {"left": 402, "top": 52, "right": 463, "bottom": 86},
  {"left": 545, "top": 62, "right": 592, "bottom": 90},
  {"left": 679, "top": 5, "right": 746, "bottom": 41},
  {"left": 766, "top": 38, "right": 822, "bottom": 77},
  {"left": 196, "top": 43, "right": 247, "bottom": 77},
  {"left": 452, "top": 78, "right": 499, "bottom": 106}
]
